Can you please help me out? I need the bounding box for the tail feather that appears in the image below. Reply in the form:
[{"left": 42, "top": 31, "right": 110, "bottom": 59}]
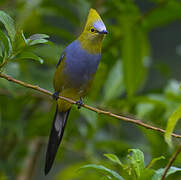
[{"left": 45, "top": 106, "right": 71, "bottom": 175}]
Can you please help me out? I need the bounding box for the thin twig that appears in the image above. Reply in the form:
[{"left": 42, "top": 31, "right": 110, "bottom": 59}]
[
  {"left": 0, "top": 72, "right": 181, "bottom": 138},
  {"left": 161, "top": 145, "right": 181, "bottom": 180}
]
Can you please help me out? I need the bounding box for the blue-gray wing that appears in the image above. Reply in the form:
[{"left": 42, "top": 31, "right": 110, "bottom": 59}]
[{"left": 56, "top": 52, "right": 65, "bottom": 67}]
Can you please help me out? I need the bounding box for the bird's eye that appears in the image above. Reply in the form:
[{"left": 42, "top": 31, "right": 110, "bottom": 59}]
[{"left": 91, "top": 28, "right": 95, "bottom": 32}]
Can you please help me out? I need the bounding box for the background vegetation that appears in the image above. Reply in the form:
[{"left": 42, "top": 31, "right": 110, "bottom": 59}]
[{"left": 0, "top": 0, "right": 181, "bottom": 179}]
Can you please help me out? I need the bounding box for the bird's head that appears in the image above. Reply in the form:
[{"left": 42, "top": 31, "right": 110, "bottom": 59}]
[
  {"left": 78, "top": 8, "right": 107, "bottom": 45},
  {"left": 84, "top": 8, "right": 108, "bottom": 36}
]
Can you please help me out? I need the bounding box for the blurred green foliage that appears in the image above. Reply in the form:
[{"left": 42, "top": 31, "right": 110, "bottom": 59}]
[
  {"left": 79, "top": 149, "right": 181, "bottom": 180},
  {"left": 0, "top": 0, "right": 181, "bottom": 180}
]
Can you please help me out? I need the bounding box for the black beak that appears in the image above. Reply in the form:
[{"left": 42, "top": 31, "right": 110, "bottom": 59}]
[{"left": 99, "top": 30, "right": 108, "bottom": 34}]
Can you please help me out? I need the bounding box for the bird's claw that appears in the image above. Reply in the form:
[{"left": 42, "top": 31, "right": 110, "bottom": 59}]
[
  {"left": 76, "top": 98, "right": 83, "bottom": 109},
  {"left": 52, "top": 92, "right": 59, "bottom": 100}
]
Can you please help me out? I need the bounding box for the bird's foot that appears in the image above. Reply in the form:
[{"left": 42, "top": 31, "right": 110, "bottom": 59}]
[
  {"left": 52, "top": 92, "right": 59, "bottom": 100},
  {"left": 76, "top": 98, "right": 83, "bottom": 109}
]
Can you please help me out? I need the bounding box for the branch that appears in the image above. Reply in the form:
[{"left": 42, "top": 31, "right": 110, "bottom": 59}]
[
  {"left": 0, "top": 72, "right": 181, "bottom": 138},
  {"left": 161, "top": 145, "right": 181, "bottom": 180}
]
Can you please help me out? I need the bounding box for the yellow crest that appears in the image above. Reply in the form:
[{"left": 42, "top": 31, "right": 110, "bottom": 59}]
[
  {"left": 84, "top": 8, "right": 104, "bottom": 30},
  {"left": 78, "top": 8, "right": 107, "bottom": 54}
]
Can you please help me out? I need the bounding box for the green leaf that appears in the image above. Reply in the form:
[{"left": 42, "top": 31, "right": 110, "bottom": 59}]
[
  {"left": 0, "top": 29, "right": 9, "bottom": 55},
  {"left": 12, "top": 30, "right": 27, "bottom": 53},
  {"left": 138, "top": 168, "right": 155, "bottom": 180},
  {"left": 122, "top": 25, "right": 150, "bottom": 97},
  {"left": 17, "top": 51, "right": 44, "bottom": 64},
  {"left": 27, "top": 34, "right": 49, "bottom": 46},
  {"left": 143, "top": 1, "right": 181, "bottom": 31},
  {"left": 146, "top": 156, "right": 165, "bottom": 169},
  {"left": 102, "top": 60, "right": 124, "bottom": 102},
  {"left": 128, "top": 149, "right": 145, "bottom": 178},
  {"left": 152, "top": 166, "right": 181, "bottom": 180},
  {"left": 28, "top": 34, "right": 49, "bottom": 40},
  {"left": 29, "top": 39, "right": 49, "bottom": 46},
  {"left": 79, "top": 164, "right": 124, "bottom": 180},
  {"left": 104, "top": 153, "right": 123, "bottom": 167},
  {"left": 165, "top": 104, "right": 181, "bottom": 147},
  {"left": 0, "top": 10, "right": 16, "bottom": 42}
]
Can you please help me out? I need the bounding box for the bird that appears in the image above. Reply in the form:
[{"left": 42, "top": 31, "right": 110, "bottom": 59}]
[{"left": 45, "top": 8, "right": 107, "bottom": 175}]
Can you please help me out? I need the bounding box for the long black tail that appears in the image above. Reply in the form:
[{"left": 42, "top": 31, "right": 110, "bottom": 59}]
[{"left": 45, "top": 106, "right": 71, "bottom": 175}]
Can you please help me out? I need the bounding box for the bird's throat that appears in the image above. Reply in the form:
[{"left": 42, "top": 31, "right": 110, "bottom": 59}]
[{"left": 78, "top": 33, "right": 103, "bottom": 54}]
